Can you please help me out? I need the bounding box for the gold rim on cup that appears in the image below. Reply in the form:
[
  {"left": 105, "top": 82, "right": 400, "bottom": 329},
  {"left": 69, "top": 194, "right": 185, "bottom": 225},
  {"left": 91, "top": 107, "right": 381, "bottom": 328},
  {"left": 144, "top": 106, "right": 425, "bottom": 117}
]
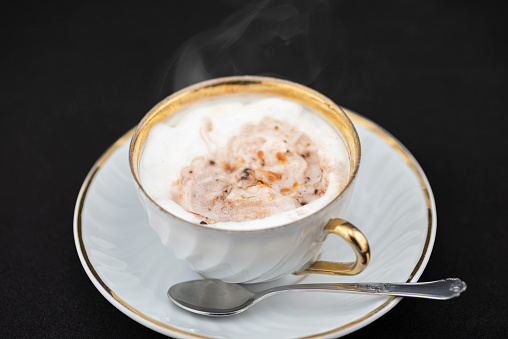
[{"left": 128, "top": 75, "right": 361, "bottom": 232}]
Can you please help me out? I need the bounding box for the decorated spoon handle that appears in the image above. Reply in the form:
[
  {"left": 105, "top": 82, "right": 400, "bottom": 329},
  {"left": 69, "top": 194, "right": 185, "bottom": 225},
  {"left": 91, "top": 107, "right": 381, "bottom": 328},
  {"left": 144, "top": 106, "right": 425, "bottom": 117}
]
[{"left": 262, "top": 278, "right": 466, "bottom": 300}]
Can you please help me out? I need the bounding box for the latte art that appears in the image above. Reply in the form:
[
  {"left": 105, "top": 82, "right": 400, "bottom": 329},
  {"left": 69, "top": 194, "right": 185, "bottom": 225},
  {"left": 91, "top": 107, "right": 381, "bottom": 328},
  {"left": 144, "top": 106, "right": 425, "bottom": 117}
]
[{"left": 139, "top": 95, "right": 350, "bottom": 229}]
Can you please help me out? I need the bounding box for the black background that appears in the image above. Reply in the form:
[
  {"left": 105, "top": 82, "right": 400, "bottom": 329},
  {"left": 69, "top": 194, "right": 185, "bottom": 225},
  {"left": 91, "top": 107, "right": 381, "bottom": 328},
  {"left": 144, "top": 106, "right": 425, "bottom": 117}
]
[{"left": 1, "top": 0, "right": 507, "bottom": 338}]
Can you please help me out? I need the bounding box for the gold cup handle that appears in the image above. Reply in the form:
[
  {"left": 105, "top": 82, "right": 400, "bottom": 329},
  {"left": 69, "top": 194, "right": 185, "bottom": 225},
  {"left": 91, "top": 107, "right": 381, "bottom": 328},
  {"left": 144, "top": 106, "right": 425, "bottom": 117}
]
[{"left": 296, "top": 218, "right": 370, "bottom": 276}]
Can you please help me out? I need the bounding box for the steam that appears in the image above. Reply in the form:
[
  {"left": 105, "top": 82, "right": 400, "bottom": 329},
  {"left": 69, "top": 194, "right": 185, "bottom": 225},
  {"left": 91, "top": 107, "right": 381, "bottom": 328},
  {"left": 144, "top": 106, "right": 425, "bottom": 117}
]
[{"left": 157, "top": 0, "right": 341, "bottom": 97}]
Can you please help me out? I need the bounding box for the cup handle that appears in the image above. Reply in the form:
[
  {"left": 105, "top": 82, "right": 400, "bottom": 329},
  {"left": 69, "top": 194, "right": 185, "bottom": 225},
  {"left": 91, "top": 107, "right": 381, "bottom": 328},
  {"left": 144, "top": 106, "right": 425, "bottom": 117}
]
[{"left": 295, "top": 218, "right": 370, "bottom": 276}]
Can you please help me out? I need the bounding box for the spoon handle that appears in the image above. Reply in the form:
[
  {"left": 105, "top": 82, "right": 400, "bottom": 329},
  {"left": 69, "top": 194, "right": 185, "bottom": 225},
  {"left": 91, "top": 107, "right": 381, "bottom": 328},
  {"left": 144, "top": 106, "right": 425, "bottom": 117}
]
[{"left": 261, "top": 278, "right": 466, "bottom": 300}]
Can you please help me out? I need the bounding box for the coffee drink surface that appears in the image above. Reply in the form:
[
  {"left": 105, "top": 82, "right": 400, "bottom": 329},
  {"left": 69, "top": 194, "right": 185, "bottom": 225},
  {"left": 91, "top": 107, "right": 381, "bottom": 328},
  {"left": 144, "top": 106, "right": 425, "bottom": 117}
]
[{"left": 139, "top": 94, "right": 350, "bottom": 229}]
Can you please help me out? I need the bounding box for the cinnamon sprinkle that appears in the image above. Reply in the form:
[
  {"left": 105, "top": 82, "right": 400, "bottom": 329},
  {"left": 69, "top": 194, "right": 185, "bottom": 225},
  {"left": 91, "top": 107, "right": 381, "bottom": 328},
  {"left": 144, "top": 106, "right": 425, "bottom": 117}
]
[
  {"left": 281, "top": 181, "right": 299, "bottom": 194},
  {"left": 244, "top": 180, "right": 272, "bottom": 190},
  {"left": 222, "top": 161, "right": 231, "bottom": 172},
  {"left": 262, "top": 170, "right": 282, "bottom": 182},
  {"left": 275, "top": 151, "right": 287, "bottom": 164}
]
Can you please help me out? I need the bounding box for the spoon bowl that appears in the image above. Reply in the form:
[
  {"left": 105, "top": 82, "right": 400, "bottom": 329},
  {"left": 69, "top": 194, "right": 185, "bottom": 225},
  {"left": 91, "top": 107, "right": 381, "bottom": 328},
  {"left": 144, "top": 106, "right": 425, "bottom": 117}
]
[{"left": 168, "top": 279, "right": 257, "bottom": 316}]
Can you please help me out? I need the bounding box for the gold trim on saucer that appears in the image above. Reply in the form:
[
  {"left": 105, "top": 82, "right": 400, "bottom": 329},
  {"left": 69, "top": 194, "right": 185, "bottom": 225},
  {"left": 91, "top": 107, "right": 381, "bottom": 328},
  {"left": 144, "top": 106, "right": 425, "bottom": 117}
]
[
  {"left": 74, "top": 128, "right": 211, "bottom": 339},
  {"left": 347, "top": 112, "right": 434, "bottom": 282},
  {"left": 74, "top": 111, "right": 434, "bottom": 339}
]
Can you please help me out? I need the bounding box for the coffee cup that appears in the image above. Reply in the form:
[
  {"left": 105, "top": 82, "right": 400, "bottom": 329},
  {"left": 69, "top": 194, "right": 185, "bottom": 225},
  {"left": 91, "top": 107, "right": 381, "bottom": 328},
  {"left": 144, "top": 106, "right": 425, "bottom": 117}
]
[{"left": 129, "top": 76, "right": 369, "bottom": 283}]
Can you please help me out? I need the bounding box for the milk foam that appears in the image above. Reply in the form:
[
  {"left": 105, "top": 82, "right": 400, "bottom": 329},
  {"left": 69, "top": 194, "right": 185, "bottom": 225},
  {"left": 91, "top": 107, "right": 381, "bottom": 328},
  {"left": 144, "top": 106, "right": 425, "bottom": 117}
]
[{"left": 139, "top": 94, "right": 350, "bottom": 230}]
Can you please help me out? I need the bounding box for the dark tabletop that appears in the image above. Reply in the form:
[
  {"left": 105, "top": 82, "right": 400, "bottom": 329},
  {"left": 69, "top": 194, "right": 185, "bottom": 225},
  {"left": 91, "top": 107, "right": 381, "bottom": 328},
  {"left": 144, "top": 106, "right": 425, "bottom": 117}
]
[{"left": 1, "top": 0, "right": 507, "bottom": 338}]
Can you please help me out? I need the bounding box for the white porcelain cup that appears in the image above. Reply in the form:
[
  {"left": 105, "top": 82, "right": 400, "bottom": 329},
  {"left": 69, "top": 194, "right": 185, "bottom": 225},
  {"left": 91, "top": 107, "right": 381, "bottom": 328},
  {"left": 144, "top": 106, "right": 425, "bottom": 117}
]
[{"left": 129, "top": 76, "right": 369, "bottom": 283}]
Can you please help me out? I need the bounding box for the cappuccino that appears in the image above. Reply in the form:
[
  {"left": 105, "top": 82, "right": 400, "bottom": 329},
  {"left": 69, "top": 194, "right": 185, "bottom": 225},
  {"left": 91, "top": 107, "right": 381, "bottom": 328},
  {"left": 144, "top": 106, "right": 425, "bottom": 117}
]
[{"left": 139, "top": 94, "right": 350, "bottom": 229}]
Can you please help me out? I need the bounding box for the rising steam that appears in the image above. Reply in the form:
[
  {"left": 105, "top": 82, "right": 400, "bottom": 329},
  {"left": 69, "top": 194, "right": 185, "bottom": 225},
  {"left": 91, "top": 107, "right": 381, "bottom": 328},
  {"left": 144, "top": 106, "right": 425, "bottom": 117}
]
[{"left": 157, "top": 0, "right": 343, "bottom": 98}]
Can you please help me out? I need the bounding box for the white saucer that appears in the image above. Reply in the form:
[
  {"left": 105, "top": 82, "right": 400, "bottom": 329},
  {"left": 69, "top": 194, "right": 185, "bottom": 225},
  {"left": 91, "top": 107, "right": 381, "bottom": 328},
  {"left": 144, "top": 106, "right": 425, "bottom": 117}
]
[{"left": 74, "top": 110, "right": 436, "bottom": 339}]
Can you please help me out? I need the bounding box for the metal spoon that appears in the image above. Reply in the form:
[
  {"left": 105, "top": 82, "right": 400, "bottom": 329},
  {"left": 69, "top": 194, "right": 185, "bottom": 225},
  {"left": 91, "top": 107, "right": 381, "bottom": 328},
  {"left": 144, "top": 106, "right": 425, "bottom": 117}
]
[{"left": 168, "top": 278, "right": 466, "bottom": 316}]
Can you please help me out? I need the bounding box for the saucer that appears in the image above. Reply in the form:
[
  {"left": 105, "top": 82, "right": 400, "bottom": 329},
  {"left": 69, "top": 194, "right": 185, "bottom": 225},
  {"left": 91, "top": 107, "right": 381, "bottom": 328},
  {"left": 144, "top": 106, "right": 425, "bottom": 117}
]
[{"left": 74, "top": 109, "right": 436, "bottom": 339}]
